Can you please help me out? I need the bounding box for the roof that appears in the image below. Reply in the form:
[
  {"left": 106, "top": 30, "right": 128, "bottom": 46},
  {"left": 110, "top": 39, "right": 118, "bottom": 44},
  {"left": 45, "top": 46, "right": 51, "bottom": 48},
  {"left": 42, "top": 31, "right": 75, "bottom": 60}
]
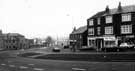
[
  {"left": 89, "top": 5, "right": 135, "bottom": 19},
  {"left": 71, "top": 26, "right": 87, "bottom": 34},
  {"left": 3, "top": 33, "right": 24, "bottom": 37}
]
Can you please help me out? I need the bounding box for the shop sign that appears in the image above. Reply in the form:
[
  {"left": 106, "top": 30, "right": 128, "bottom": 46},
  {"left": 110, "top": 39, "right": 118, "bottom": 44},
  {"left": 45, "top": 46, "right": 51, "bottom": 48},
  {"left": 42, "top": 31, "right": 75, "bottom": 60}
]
[
  {"left": 104, "top": 37, "right": 115, "bottom": 40},
  {"left": 125, "top": 35, "right": 135, "bottom": 38},
  {"left": 88, "top": 37, "right": 96, "bottom": 40}
]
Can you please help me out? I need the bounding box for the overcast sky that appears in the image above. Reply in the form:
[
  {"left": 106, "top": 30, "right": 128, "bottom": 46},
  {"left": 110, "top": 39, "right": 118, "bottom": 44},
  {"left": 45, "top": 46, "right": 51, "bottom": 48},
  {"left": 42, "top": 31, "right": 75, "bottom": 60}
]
[{"left": 0, "top": 0, "right": 135, "bottom": 39}]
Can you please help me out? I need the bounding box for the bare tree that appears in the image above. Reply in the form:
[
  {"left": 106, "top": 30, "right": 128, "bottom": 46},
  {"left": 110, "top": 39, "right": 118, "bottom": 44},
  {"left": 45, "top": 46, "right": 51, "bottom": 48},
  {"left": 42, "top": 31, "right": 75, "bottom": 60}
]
[{"left": 45, "top": 36, "right": 54, "bottom": 47}]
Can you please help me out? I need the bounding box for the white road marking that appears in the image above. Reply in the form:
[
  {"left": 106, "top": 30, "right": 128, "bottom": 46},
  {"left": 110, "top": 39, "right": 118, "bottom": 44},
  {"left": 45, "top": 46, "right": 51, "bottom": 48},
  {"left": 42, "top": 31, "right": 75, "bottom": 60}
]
[
  {"left": 28, "top": 64, "right": 35, "bottom": 65},
  {"left": 1, "top": 64, "right": 6, "bottom": 66},
  {"left": 9, "top": 65, "right": 15, "bottom": 67},
  {"left": 103, "top": 55, "right": 106, "bottom": 58},
  {"left": 20, "top": 66, "right": 28, "bottom": 69},
  {"left": 33, "top": 68, "right": 44, "bottom": 71},
  {"left": 7, "top": 61, "right": 12, "bottom": 63},
  {"left": 72, "top": 68, "right": 86, "bottom": 71}
]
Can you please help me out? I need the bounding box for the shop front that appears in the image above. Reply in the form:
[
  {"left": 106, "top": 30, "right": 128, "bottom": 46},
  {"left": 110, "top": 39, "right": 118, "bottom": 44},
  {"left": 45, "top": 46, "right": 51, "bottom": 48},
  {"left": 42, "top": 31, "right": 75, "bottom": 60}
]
[
  {"left": 96, "top": 38, "right": 104, "bottom": 51},
  {"left": 103, "top": 36, "right": 118, "bottom": 48},
  {"left": 95, "top": 36, "right": 118, "bottom": 51}
]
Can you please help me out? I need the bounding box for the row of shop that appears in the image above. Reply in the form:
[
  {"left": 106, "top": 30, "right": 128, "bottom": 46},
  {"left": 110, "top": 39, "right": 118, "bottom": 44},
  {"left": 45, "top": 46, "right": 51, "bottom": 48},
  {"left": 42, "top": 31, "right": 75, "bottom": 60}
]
[
  {"left": 87, "top": 35, "right": 135, "bottom": 51},
  {"left": 69, "top": 26, "right": 135, "bottom": 51}
]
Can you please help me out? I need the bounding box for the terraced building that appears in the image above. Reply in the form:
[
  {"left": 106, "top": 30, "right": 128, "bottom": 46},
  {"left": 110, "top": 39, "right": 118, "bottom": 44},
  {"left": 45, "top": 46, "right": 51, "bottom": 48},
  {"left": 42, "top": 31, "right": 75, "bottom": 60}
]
[{"left": 87, "top": 2, "right": 135, "bottom": 51}]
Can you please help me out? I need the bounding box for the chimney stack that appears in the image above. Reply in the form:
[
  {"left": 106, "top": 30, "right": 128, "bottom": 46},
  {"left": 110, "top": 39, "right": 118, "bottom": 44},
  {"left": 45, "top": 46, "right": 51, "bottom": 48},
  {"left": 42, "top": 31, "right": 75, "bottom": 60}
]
[
  {"left": 73, "top": 27, "right": 76, "bottom": 32},
  {"left": 105, "top": 5, "right": 110, "bottom": 13},
  {"left": 118, "top": 2, "right": 122, "bottom": 12}
]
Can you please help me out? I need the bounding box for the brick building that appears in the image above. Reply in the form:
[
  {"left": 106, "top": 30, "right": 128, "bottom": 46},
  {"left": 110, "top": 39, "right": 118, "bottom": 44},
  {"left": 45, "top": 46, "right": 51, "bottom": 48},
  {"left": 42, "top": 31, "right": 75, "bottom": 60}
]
[
  {"left": 87, "top": 2, "right": 135, "bottom": 51},
  {"left": 69, "top": 26, "right": 87, "bottom": 50},
  {"left": 0, "top": 31, "right": 34, "bottom": 50}
]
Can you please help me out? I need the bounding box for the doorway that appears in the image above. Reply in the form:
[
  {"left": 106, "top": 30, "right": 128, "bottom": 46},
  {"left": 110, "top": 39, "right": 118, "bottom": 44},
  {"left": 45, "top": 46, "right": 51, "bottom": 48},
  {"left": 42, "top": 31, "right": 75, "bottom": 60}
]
[{"left": 96, "top": 39, "right": 103, "bottom": 50}]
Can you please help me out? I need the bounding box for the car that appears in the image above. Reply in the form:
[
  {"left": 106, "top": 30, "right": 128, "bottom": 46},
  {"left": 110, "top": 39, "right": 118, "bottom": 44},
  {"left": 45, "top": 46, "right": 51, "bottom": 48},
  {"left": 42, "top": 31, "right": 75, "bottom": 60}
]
[
  {"left": 63, "top": 45, "right": 69, "bottom": 49},
  {"left": 52, "top": 47, "right": 60, "bottom": 52},
  {"left": 119, "top": 43, "right": 134, "bottom": 48}
]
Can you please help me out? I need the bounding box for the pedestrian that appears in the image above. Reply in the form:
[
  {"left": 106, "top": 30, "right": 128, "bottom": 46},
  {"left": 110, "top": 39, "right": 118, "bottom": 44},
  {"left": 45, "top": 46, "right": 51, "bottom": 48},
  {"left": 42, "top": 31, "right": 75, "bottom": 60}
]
[
  {"left": 72, "top": 43, "right": 76, "bottom": 52},
  {"left": 70, "top": 45, "right": 73, "bottom": 51}
]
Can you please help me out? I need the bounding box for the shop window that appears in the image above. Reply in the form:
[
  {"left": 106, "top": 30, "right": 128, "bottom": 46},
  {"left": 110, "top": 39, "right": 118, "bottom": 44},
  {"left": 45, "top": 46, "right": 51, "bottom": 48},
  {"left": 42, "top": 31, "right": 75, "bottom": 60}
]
[
  {"left": 88, "top": 40, "right": 95, "bottom": 47},
  {"left": 104, "top": 41, "right": 116, "bottom": 47}
]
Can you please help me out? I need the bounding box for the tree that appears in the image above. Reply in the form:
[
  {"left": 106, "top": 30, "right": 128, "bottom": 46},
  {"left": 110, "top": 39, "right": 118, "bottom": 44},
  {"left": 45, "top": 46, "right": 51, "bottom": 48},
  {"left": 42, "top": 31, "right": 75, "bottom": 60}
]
[{"left": 45, "top": 36, "right": 54, "bottom": 47}]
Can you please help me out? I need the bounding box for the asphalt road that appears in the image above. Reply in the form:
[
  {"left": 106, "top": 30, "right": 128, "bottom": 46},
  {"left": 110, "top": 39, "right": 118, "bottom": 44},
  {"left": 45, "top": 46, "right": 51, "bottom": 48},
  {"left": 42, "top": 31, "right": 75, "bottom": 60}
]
[{"left": 0, "top": 47, "right": 135, "bottom": 71}]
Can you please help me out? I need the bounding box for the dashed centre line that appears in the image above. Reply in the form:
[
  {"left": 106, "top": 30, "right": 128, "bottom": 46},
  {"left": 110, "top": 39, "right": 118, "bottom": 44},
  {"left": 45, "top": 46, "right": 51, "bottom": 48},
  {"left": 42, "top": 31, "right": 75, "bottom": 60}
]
[
  {"left": 33, "top": 68, "right": 44, "bottom": 71},
  {"left": 28, "top": 64, "right": 35, "bottom": 65},
  {"left": 9, "top": 65, "right": 15, "bottom": 67},
  {"left": 72, "top": 68, "right": 86, "bottom": 71},
  {"left": 1, "top": 64, "right": 6, "bottom": 66},
  {"left": 19, "top": 66, "right": 28, "bottom": 69},
  {"left": 7, "top": 61, "right": 12, "bottom": 63}
]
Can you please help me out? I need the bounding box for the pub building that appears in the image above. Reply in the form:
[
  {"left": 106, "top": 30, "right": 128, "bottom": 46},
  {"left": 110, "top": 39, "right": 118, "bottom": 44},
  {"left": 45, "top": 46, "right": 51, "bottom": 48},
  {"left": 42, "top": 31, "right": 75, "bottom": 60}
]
[{"left": 87, "top": 2, "right": 135, "bottom": 51}]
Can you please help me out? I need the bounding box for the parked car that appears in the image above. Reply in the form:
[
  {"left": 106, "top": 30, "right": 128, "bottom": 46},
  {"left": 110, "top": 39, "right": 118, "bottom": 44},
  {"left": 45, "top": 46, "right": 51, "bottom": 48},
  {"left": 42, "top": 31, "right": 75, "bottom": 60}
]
[
  {"left": 63, "top": 45, "right": 69, "bottom": 49},
  {"left": 119, "top": 43, "right": 134, "bottom": 49},
  {"left": 52, "top": 47, "right": 60, "bottom": 52}
]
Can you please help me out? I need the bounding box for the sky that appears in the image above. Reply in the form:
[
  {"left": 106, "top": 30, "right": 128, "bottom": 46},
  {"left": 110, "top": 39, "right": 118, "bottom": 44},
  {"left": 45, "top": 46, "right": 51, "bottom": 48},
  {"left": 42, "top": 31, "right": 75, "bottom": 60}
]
[{"left": 0, "top": 0, "right": 135, "bottom": 39}]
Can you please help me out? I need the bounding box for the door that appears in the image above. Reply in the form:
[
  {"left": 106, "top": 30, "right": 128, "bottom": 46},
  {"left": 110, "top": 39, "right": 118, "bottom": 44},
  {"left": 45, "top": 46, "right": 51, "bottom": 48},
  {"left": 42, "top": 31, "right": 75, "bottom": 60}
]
[{"left": 97, "top": 39, "right": 103, "bottom": 49}]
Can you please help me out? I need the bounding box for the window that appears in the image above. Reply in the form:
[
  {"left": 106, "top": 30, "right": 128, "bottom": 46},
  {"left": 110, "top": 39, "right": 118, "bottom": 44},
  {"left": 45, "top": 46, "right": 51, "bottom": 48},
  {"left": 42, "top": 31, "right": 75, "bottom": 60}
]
[
  {"left": 105, "top": 26, "right": 113, "bottom": 34},
  {"left": 106, "top": 16, "right": 112, "bottom": 23},
  {"left": 122, "top": 13, "right": 131, "bottom": 22},
  {"left": 88, "top": 40, "right": 95, "bottom": 47},
  {"left": 89, "top": 19, "right": 93, "bottom": 26},
  {"left": 121, "top": 25, "right": 132, "bottom": 34},
  {"left": 6, "top": 46, "right": 8, "bottom": 49},
  {"left": 97, "top": 18, "right": 100, "bottom": 25},
  {"left": 104, "top": 41, "right": 116, "bottom": 47},
  {"left": 13, "top": 40, "right": 15, "bottom": 43},
  {"left": 97, "top": 27, "right": 101, "bottom": 35},
  {"left": 88, "top": 28, "right": 94, "bottom": 35}
]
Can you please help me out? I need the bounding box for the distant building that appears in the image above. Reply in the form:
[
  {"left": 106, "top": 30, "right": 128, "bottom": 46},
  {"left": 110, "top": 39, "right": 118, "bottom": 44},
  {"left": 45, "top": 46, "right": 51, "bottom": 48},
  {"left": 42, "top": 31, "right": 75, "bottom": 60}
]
[
  {"left": 87, "top": 2, "right": 135, "bottom": 51},
  {"left": 69, "top": 26, "right": 87, "bottom": 49},
  {"left": 27, "top": 39, "right": 34, "bottom": 48},
  {"left": 34, "top": 38, "right": 43, "bottom": 45},
  {"left": 2, "top": 33, "right": 25, "bottom": 49},
  {"left": 0, "top": 31, "right": 34, "bottom": 50}
]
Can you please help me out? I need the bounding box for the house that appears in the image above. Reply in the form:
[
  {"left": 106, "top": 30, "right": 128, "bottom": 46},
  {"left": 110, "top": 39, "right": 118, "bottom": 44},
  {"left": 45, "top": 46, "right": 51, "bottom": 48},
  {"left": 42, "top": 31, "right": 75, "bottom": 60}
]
[
  {"left": 2, "top": 33, "right": 26, "bottom": 50},
  {"left": 0, "top": 30, "right": 33, "bottom": 50},
  {"left": 87, "top": 2, "right": 135, "bottom": 51},
  {"left": 69, "top": 26, "right": 87, "bottom": 50}
]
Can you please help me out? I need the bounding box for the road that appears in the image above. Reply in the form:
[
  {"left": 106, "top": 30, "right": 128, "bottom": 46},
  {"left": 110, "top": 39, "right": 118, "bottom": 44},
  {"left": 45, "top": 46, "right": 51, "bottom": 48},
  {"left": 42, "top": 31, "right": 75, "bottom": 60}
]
[{"left": 0, "top": 47, "right": 134, "bottom": 71}]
